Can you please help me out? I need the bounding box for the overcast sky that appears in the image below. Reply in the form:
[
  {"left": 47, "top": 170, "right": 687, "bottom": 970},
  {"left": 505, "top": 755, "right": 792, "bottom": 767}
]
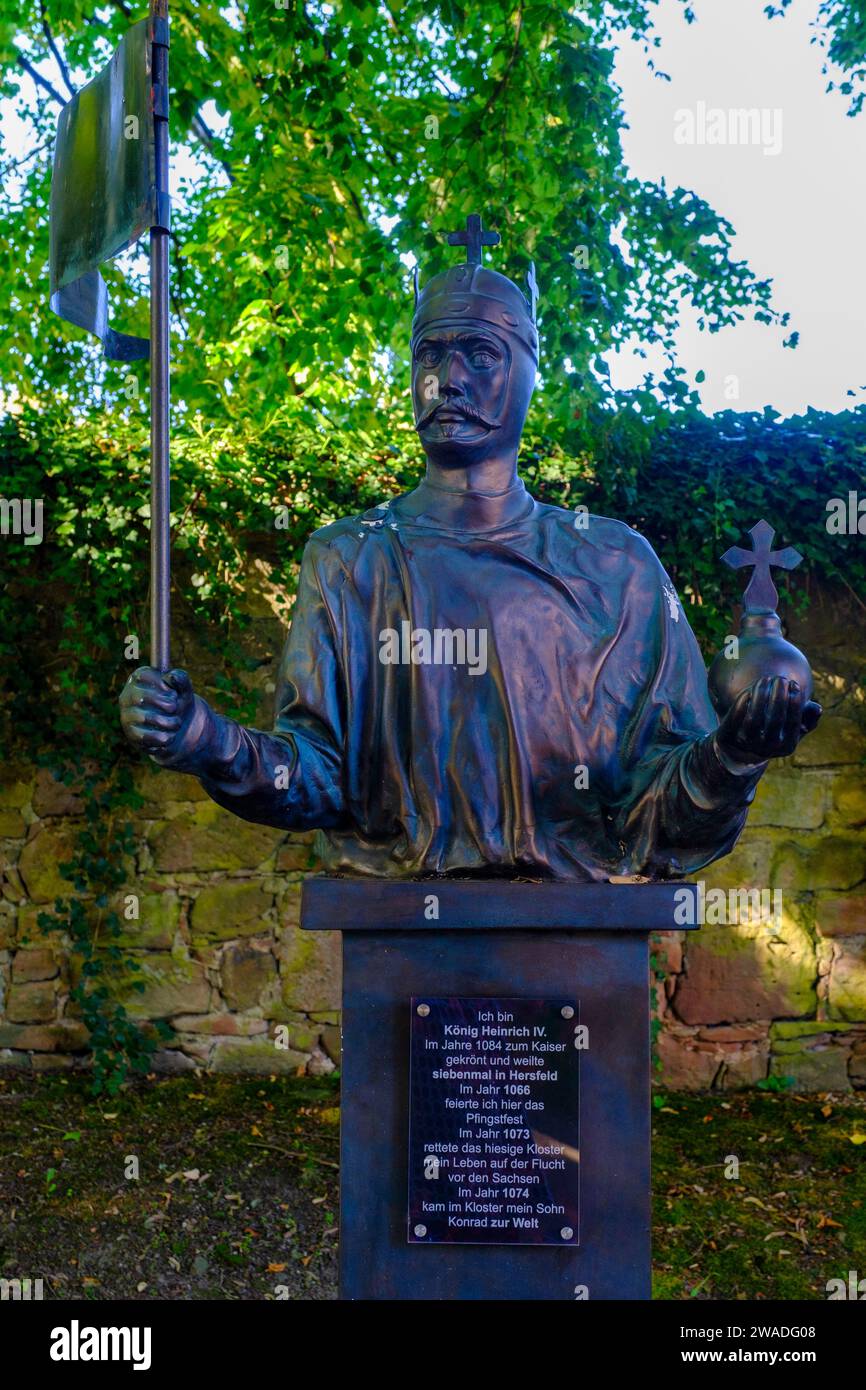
[{"left": 609, "top": 0, "right": 866, "bottom": 416}]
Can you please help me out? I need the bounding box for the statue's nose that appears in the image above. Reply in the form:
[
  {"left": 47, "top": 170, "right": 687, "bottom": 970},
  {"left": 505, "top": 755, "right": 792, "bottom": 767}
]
[
  {"left": 440, "top": 356, "right": 469, "bottom": 397},
  {"left": 440, "top": 380, "right": 464, "bottom": 399}
]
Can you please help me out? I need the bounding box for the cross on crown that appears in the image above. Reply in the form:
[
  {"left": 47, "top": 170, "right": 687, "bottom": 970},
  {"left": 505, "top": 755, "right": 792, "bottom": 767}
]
[
  {"left": 446, "top": 212, "right": 500, "bottom": 266},
  {"left": 443, "top": 213, "right": 538, "bottom": 323}
]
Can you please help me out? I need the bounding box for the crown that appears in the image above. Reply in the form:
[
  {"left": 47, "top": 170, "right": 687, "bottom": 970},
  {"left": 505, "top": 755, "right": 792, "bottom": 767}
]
[{"left": 411, "top": 213, "right": 539, "bottom": 361}]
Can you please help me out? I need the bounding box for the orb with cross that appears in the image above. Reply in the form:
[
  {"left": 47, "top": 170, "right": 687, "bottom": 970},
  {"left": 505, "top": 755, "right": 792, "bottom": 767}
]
[{"left": 708, "top": 518, "right": 814, "bottom": 720}]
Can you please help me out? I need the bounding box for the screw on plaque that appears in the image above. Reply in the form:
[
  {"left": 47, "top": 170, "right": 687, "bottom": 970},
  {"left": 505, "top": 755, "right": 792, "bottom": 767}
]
[
  {"left": 561, "top": 1226, "right": 574, "bottom": 1240},
  {"left": 417, "top": 1003, "right": 430, "bottom": 1017},
  {"left": 561, "top": 1006, "right": 574, "bottom": 1019},
  {"left": 414, "top": 1224, "right": 427, "bottom": 1238}
]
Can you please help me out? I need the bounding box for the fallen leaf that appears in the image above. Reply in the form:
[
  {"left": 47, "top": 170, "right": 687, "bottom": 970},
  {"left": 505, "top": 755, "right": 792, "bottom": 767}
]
[
  {"left": 818, "top": 1214, "right": 844, "bottom": 1229},
  {"left": 267, "top": 1263, "right": 287, "bottom": 1273}
]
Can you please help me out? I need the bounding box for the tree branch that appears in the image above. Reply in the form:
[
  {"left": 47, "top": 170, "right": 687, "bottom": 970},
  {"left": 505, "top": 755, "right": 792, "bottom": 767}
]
[
  {"left": 0, "top": 136, "right": 52, "bottom": 176},
  {"left": 39, "top": 0, "right": 76, "bottom": 99},
  {"left": 17, "top": 53, "right": 66, "bottom": 107},
  {"left": 479, "top": 1, "right": 525, "bottom": 124},
  {"left": 191, "top": 113, "right": 234, "bottom": 184}
]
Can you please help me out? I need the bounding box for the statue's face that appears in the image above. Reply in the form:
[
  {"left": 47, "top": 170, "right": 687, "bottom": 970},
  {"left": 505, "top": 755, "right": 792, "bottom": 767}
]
[{"left": 411, "top": 323, "right": 534, "bottom": 467}]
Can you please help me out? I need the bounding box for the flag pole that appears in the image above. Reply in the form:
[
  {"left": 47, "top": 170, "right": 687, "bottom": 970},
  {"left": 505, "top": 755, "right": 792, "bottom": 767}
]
[{"left": 149, "top": 0, "right": 171, "bottom": 673}]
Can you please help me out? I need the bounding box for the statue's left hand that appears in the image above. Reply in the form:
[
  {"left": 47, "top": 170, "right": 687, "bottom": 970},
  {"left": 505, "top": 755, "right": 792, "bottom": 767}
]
[{"left": 715, "top": 675, "right": 822, "bottom": 763}]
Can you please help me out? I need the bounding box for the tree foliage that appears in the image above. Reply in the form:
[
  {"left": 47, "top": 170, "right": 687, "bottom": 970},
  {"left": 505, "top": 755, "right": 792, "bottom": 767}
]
[
  {"left": 764, "top": 0, "right": 866, "bottom": 116},
  {"left": 1, "top": 0, "right": 797, "bottom": 447}
]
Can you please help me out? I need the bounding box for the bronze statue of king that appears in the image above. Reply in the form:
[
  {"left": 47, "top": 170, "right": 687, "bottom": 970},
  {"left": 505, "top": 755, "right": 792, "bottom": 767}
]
[{"left": 120, "top": 215, "right": 821, "bottom": 881}]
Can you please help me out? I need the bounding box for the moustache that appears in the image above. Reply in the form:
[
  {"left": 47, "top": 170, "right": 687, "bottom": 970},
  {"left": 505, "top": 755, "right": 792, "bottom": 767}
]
[{"left": 415, "top": 399, "right": 501, "bottom": 432}]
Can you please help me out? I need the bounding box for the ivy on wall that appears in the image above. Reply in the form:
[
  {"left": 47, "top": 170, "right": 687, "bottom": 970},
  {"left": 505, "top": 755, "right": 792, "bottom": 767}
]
[{"left": 1, "top": 399, "right": 864, "bottom": 1088}]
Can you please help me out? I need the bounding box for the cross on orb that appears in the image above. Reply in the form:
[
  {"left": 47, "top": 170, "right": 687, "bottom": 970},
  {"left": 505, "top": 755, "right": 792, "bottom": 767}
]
[
  {"left": 721, "top": 519, "right": 802, "bottom": 614},
  {"left": 446, "top": 213, "right": 500, "bottom": 266}
]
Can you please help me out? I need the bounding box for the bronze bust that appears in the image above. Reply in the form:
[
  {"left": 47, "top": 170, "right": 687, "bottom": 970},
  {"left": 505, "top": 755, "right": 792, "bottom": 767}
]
[{"left": 120, "top": 216, "right": 821, "bottom": 881}]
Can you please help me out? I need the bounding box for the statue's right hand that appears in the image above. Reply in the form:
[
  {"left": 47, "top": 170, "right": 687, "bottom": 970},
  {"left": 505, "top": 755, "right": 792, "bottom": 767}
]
[{"left": 119, "top": 667, "right": 197, "bottom": 761}]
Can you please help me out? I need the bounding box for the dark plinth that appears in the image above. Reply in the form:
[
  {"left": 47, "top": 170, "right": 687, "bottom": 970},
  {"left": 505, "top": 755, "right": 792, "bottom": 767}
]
[{"left": 301, "top": 878, "right": 696, "bottom": 1302}]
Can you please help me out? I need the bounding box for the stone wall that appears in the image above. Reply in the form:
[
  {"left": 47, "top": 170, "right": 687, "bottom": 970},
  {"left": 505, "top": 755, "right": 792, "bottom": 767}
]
[
  {"left": 0, "top": 763, "right": 339, "bottom": 1077},
  {"left": 655, "top": 590, "right": 866, "bottom": 1091},
  {"left": 0, "top": 585, "right": 863, "bottom": 1089}
]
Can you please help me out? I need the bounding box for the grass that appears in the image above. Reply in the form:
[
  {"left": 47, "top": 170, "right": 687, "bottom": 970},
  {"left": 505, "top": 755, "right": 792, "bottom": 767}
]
[
  {"left": 651, "top": 1090, "right": 866, "bottom": 1300},
  {"left": 1, "top": 1074, "right": 864, "bottom": 1300},
  {"left": 0, "top": 1071, "right": 340, "bottom": 1300}
]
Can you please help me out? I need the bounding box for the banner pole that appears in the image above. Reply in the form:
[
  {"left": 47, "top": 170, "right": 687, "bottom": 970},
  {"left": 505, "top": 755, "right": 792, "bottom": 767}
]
[{"left": 149, "top": 0, "right": 171, "bottom": 673}]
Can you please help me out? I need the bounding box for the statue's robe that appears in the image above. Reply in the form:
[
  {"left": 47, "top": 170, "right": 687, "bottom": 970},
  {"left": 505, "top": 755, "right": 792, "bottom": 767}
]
[{"left": 164, "top": 480, "right": 765, "bottom": 880}]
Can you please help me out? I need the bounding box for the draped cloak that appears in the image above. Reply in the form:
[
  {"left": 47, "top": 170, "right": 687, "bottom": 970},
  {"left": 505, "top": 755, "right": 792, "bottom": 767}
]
[{"left": 163, "top": 482, "right": 765, "bottom": 881}]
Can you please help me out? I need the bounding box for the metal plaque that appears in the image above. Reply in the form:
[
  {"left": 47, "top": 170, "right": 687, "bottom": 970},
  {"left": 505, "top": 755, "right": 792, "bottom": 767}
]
[{"left": 408, "top": 996, "right": 580, "bottom": 1245}]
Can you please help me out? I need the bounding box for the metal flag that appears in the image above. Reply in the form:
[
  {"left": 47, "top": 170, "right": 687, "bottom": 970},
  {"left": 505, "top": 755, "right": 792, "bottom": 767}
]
[
  {"left": 49, "top": 1, "right": 172, "bottom": 671},
  {"left": 48, "top": 15, "right": 168, "bottom": 359}
]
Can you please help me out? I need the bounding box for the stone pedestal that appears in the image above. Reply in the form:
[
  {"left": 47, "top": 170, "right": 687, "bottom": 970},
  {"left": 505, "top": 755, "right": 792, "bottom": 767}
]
[{"left": 301, "top": 878, "right": 696, "bottom": 1301}]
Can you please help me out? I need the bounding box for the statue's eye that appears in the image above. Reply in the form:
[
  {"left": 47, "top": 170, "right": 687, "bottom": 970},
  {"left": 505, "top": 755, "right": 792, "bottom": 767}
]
[
  {"left": 470, "top": 350, "right": 497, "bottom": 368},
  {"left": 417, "top": 345, "right": 441, "bottom": 367}
]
